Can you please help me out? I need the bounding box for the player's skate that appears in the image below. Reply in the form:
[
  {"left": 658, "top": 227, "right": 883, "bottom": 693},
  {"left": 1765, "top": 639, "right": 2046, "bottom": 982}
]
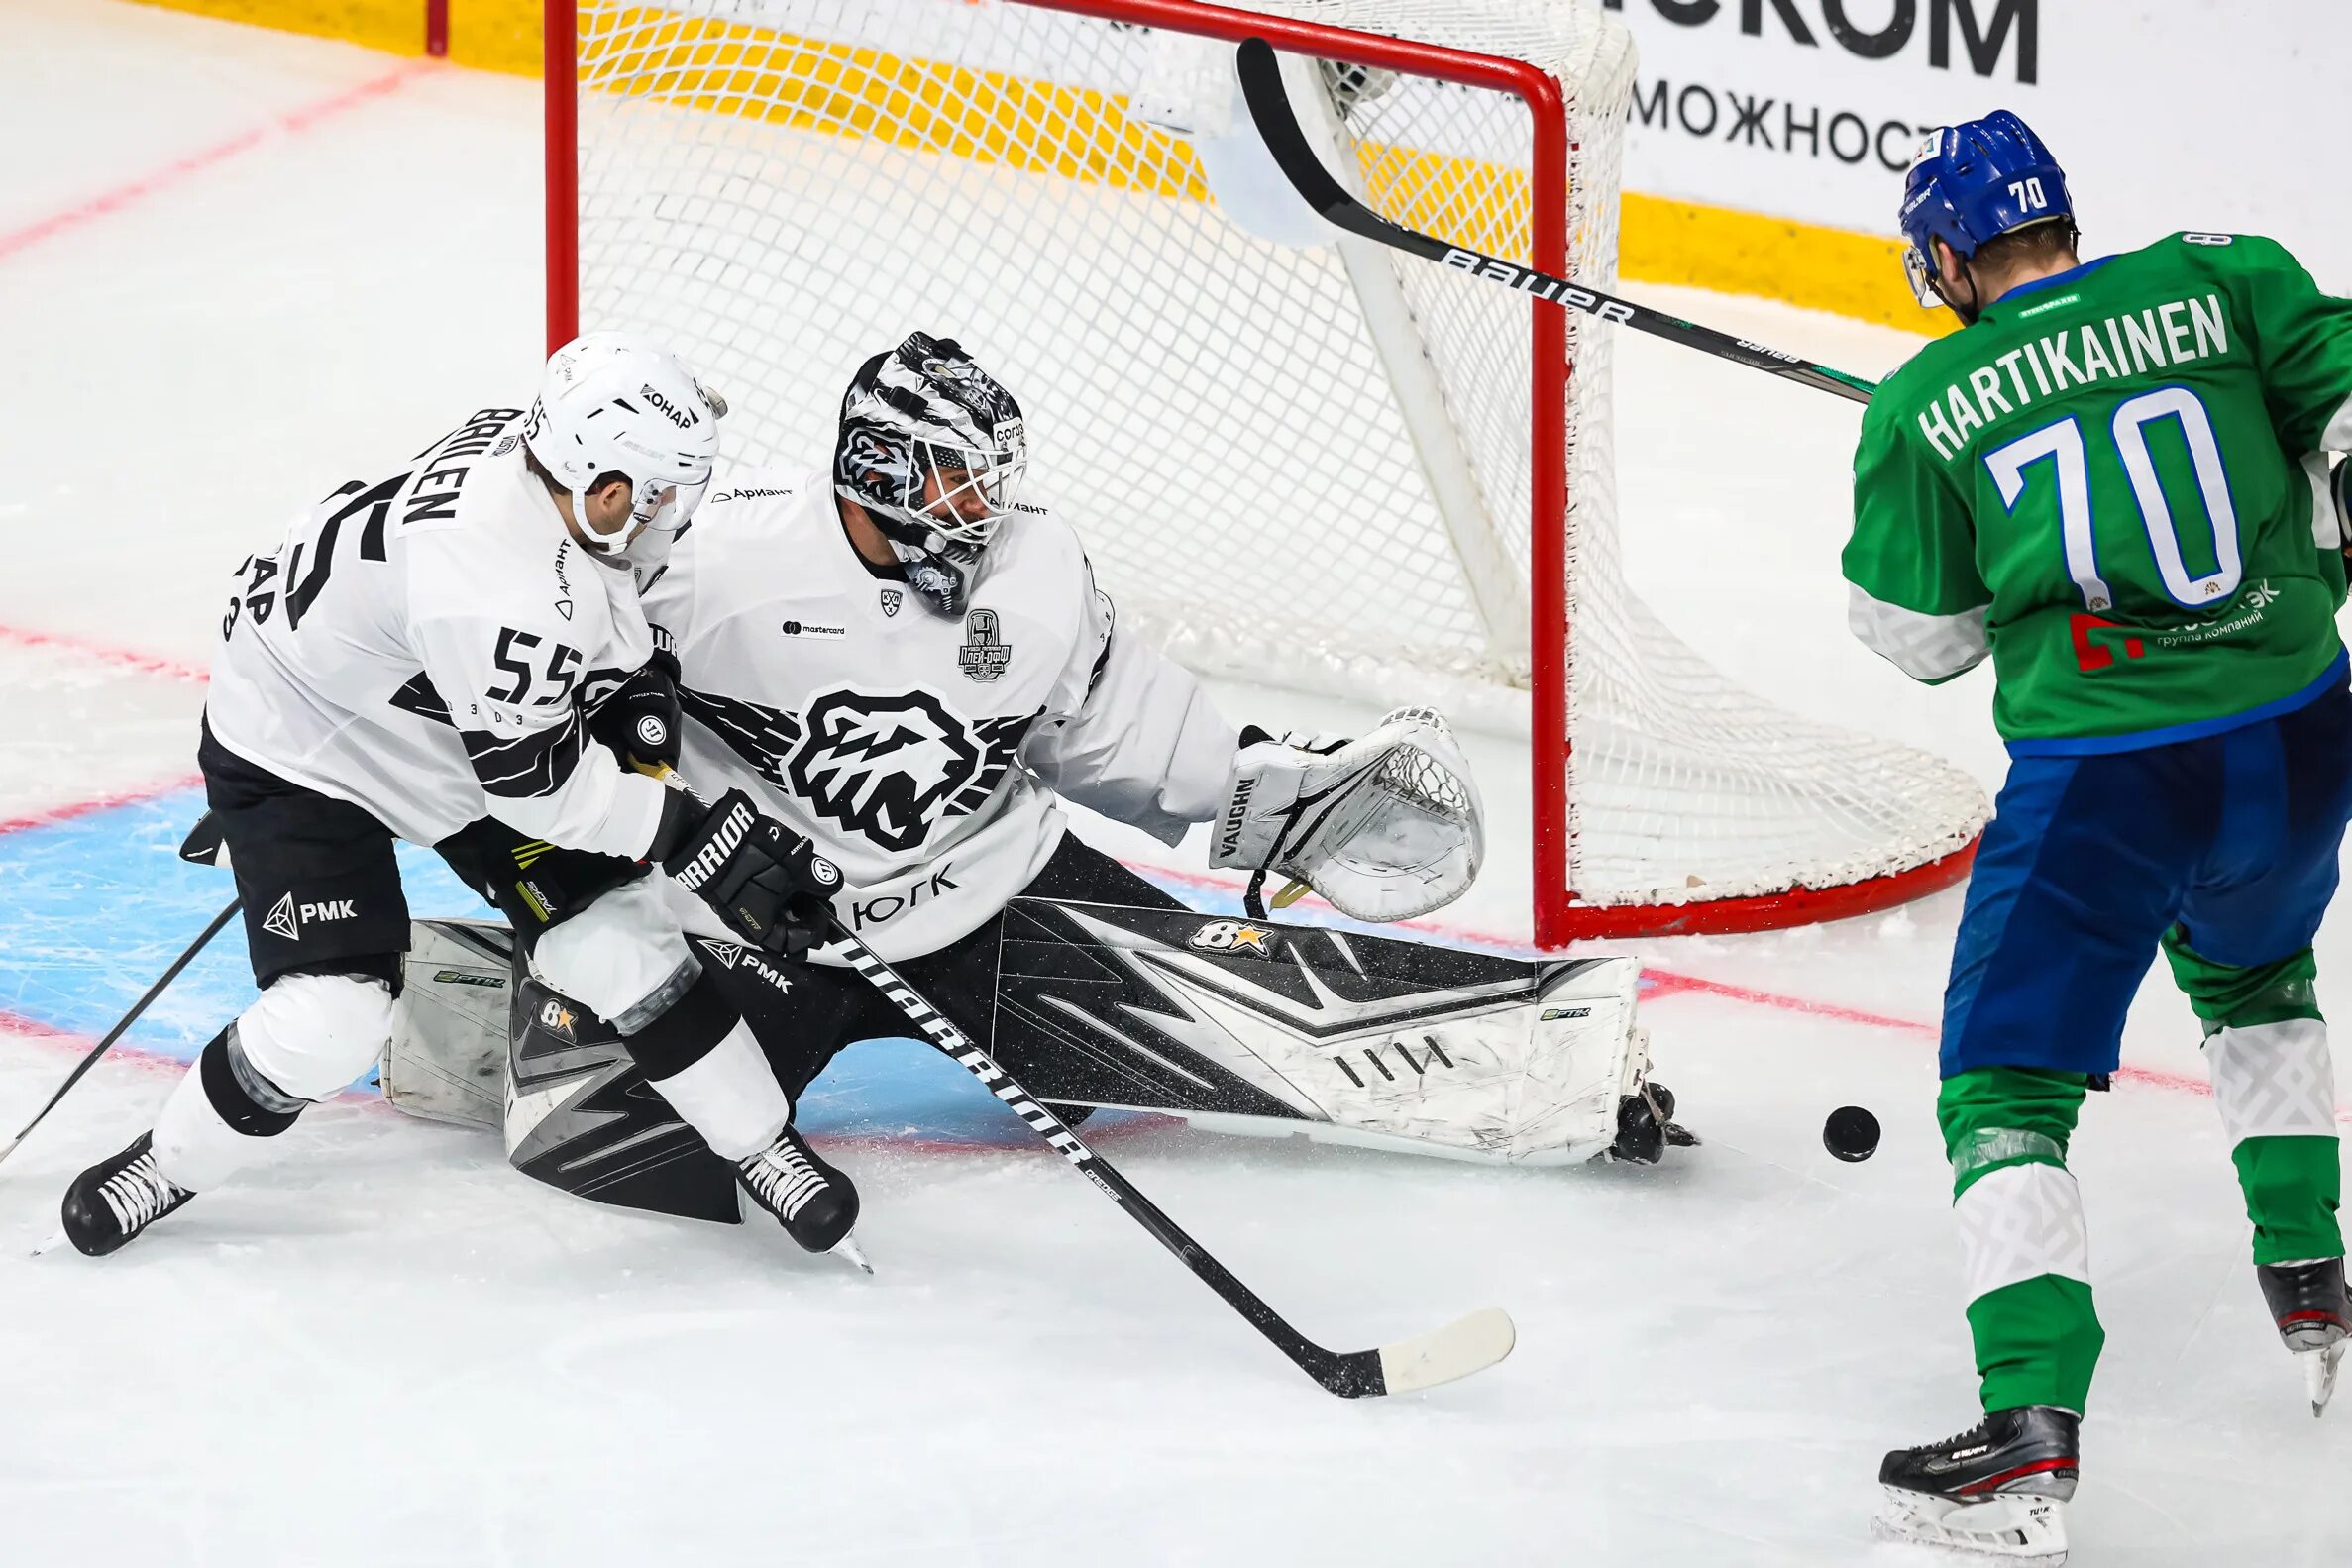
[
  {"left": 1609, "top": 1077, "right": 1698, "bottom": 1164},
  {"left": 2257, "top": 1258, "right": 2350, "bottom": 1416},
  {"left": 1874, "top": 1406, "right": 2076, "bottom": 1562},
  {"left": 736, "top": 1126, "right": 869, "bottom": 1273},
  {"left": 56, "top": 1133, "right": 195, "bottom": 1257}
]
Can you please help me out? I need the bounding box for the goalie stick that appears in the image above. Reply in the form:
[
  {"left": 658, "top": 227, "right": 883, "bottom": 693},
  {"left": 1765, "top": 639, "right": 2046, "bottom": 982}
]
[
  {"left": 651, "top": 766, "right": 1514, "bottom": 1397},
  {"left": 1233, "top": 38, "right": 1878, "bottom": 407},
  {"left": 0, "top": 897, "right": 242, "bottom": 1171}
]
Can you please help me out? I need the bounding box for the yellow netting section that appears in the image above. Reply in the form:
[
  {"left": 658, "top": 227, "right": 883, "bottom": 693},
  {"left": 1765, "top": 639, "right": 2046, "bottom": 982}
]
[
  {"left": 584, "top": 11, "right": 1211, "bottom": 200},
  {"left": 583, "top": 7, "right": 1548, "bottom": 260}
]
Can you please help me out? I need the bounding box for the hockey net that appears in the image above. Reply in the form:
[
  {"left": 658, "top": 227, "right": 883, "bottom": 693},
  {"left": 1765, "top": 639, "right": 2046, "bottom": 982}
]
[{"left": 550, "top": 0, "right": 1987, "bottom": 944}]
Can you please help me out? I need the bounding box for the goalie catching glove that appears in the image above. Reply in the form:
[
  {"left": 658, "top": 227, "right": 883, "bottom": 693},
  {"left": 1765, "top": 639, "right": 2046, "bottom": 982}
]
[
  {"left": 652, "top": 786, "right": 840, "bottom": 958},
  {"left": 1210, "top": 707, "right": 1482, "bottom": 922}
]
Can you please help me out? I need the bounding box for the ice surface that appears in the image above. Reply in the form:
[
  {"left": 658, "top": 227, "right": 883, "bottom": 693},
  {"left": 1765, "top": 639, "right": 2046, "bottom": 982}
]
[{"left": 1, "top": 2, "right": 2346, "bottom": 1562}]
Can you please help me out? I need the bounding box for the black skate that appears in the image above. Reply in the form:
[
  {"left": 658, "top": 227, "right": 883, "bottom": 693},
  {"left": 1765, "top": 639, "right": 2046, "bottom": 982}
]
[
  {"left": 1609, "top": 1080, "right": 1697, "bottom": 1164},
  {"left": 736, "top": 1126, "right": 868, "bottom": 1272},
  {"left": 2257, "top": 1258, "right": 2350, "bottom": 1416},
  {"left": 1874, "top": 1406, "right": 2077, "bottom": 1562},
  {"left": 57, "top": 1133, "right": 194, "bottom": 1257}
]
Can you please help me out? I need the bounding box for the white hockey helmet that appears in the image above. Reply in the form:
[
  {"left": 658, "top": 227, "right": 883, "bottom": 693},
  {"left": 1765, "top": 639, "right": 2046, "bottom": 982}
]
[{"left": 525, "top": 332, "right": 726, "bottom": 558}]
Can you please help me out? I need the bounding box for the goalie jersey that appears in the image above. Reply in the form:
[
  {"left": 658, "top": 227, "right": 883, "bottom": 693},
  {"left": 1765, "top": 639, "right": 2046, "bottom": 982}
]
[
  {"left": 204, "top": 408, "right": 669, "bottom": 857},
  {"left": 643, "top": 469, "right": 1238, "bottom": 960}
]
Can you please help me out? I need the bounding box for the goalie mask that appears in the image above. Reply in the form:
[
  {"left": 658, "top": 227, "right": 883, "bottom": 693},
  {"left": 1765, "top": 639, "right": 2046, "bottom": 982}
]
[{"left": 834, "top": 333, "right": 1028, "bottom": 616}]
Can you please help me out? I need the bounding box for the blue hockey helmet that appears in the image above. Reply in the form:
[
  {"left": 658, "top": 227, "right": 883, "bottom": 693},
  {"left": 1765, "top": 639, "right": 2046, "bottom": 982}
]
[{"left": 1898, "top": 111, "right": 2074, "bottom": 307}]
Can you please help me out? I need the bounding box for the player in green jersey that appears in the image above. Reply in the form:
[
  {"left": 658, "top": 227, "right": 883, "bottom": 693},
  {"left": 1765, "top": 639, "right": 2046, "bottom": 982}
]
[{"left": 1847, "top": 112, "right": 2352, "bottom": 1560}]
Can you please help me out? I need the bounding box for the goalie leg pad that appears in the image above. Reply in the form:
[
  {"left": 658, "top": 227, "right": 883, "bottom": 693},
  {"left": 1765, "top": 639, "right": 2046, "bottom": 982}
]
[
  {"left": 996, "top": 889, "right": 1656, "bottom": 1164},
  {"left": 505, "top": 966, "right": 742, "bottom": 1223},
  {"left": 383, "top": 920, "right": 516, "bottom": 1131}
]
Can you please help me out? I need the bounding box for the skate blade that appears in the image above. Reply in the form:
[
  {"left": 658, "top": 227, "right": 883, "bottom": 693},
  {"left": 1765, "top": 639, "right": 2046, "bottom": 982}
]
[
  {"left": 832, "top": 1233, "right": 875, "bottom": 1276},
  {"left": 1873, "top": 1487, "right": 2068, "bottom": 1563},
  {"left": 29, "top": 1229, "right": 69, "bottom": 1259},
  {"left": 2303, "top": 1339, "right": 2346, "bottom": 1417}
]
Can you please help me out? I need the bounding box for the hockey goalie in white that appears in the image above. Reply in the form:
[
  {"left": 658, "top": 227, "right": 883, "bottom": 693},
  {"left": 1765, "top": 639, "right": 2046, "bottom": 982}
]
[{"left": 386, "top": 334, "right": 1689, "bottom": 1232}]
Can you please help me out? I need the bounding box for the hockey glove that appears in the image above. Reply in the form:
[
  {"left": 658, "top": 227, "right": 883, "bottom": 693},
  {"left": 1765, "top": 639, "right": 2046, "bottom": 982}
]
[
  {"left": 654, "top": 788, "right": 840, "bottom": 959},
  {"left": 588, "top": 649, "right": 683, "bottom": 773},
  {"left": 1238, "top": 724, "right": 1349, "bottom": 756},
  {"left": 1212, "top": 708, "right": 1483, "bottom": 922}
]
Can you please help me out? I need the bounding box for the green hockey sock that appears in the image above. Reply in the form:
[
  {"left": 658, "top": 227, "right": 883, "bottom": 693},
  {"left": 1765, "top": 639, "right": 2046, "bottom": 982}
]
[
  {"left": 1940, "top": 1067, "right": 2100, "bottom": 1416},
  {"left": 2233, "top": 1136, "right": 2343, "bottom": 1265},
  {"left": 1966, "top": 1275, "right": 2104, "bottom": 1414},
  {"left": 2167, "top": 933, "right": 2344, "bottom": 1264}
]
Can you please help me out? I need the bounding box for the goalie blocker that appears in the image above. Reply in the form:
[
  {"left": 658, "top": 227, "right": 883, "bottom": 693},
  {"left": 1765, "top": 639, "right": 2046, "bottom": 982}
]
[{"left": 386, "top": 838, "right": 1687, "bottom": 1222}]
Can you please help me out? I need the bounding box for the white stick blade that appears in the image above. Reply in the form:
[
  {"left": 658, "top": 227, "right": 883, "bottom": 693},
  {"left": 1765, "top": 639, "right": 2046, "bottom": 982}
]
[{"left": 1376, "top": 1306, "right": 1515, "bottom": 1394}]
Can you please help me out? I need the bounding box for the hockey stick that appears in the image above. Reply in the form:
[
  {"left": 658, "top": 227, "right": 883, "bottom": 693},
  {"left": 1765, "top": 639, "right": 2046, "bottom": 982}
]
[
  {"left": 653, "top": 768, "right": 1512, "bottom": 1395},
  {"left": 827, "top": 916, "right": 1513, "bottom": 1396},
  {"left": 0, "top": 897, "right": 241, "bottom": 1170},
  {"left": 1233, "top": 38, "right": 1878, "bottom": 406}
]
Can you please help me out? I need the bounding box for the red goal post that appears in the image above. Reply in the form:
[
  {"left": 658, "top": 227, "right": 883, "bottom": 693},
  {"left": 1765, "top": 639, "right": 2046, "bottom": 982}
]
[{"left": 543, "top": 0, "right": 1983, "bottom": 947}]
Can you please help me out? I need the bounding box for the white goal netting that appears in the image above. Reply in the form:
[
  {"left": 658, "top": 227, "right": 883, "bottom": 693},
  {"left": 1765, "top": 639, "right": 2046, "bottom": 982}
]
[{"left": 567, "top": 0, "right": 1987, "bottom": 921}]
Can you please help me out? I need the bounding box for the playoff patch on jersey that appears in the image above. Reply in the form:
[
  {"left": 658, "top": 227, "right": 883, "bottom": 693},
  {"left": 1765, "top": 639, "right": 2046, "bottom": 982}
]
[{"left": 959, "top": 608, "right": 1011, "bottom": 680}]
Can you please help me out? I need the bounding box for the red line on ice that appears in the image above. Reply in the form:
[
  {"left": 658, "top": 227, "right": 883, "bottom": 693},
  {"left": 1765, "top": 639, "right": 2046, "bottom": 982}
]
[
  {"left": 0, "top": 1009, "right": 181, "bottom": 1083},
  {"left": 0, "top": 774, "right": 204, "bottom": 838},
  {"left": 0, "top": 1009, "right": 380, "bottom": 1105},
  {"left": 3, "top": 788, "right": 2339, "bottom": 1118},
  {"left": 0, "top": 622, "right": 207, "bottom": 834},
  {"left": 1639, "top": 969, "right": 1934, "bottom": 1035},
  {"left": 0, "top": 58, "right": 431, "bottom": 262},
  {"left": 970, "top": 856, "right": 2351, "bottom": 1109},
  {"left": 0, "top": 623, "right": 207, "bottom": 684}
]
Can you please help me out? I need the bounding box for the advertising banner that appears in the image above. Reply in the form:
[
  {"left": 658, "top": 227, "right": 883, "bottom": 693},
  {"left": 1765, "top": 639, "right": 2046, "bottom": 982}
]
[{"left": 1608, "top": 0, "right": 2348, "bottom": 287}]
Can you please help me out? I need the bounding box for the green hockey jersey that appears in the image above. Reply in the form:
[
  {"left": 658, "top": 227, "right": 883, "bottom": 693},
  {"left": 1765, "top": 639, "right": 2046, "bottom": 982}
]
[{"left": 1844, "top": 233, "right": 2352, "bottom": 752}]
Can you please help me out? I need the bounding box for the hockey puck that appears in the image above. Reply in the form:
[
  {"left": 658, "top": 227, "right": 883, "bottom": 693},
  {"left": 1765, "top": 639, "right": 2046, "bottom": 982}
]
[{"left": 1823, "top": 1105, "right": 1880, "bottom": 1163}]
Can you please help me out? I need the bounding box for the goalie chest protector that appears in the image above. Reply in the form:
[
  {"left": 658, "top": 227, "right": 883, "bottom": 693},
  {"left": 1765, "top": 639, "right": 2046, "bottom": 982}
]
[{"left": 642, "top": 467, "right": 1120, "bottom": 960}]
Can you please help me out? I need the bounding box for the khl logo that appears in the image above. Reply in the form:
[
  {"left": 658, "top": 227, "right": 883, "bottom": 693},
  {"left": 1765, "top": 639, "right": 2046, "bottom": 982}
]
[{"left": 263, "top": 891, "right": 357, "bottom": 942}]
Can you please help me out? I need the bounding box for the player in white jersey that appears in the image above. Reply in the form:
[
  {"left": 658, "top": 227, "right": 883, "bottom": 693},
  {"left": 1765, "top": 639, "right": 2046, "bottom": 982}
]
[
  {"left": 385, "top": 335, "right": 1685, "bottom": 1225},
  {"left": 58, "top": 334, "right": 865, "bottom": 1264}
]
